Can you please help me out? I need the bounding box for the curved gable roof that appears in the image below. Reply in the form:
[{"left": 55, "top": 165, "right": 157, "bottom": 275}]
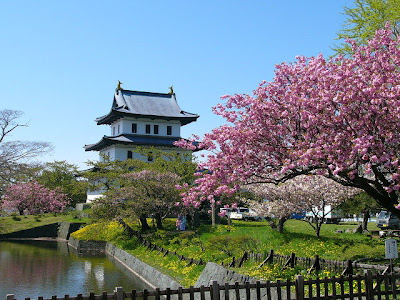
[{"left": 96, "top": 89, "right": 199, "bottom": 125}]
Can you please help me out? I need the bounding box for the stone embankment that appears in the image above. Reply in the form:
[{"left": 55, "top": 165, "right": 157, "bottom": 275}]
[
  {"left": 1, "top": 222, "right": 283, "bottom": 298},
  {"left": 0, "top": 222, "right": 84, "bottom": 240}
]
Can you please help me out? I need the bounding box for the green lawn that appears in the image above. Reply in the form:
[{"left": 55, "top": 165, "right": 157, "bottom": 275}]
[
  {"left": 70, "top": 218, "right": 390, "bottom": 286},
  {"left": 0, "top": 212, "right": 90, "bottom": 235}
]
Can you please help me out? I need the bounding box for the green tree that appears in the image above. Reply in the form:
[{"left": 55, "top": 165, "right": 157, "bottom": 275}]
[
  {"left": 93, "top": 170, "right": 182, "bottom": 230},
  {"left": 83, "top": 149, "right": 197, "bottom": 192},
  {"left": 334, "top": 0, "right": 400, "bottom": 55},
  {"left": 135, "top": 147, "right": 197, "bottom": 184},
  {"left": 338, "top": 192, "right": 381, "bottom": 231},
  {"left": 37, "top": 161, "right": 88, "bottom": 207},
  {"left": 85, "top": 150, "right": 197, "bottom": 230}
]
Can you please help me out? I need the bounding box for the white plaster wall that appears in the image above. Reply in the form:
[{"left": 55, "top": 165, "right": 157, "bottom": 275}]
[
  {"left": 86, "top": 193, "right": 104, "bottom": 203},
  {"left": 99, "top": 147, "right": 116, "bottom": 161},
  {"left": 100, "top": 145, "right": 191, "bottom": 162},
  {"left": 111, "top": 118, "right": 181, "bottom": 137},
  {"left": 90, "top": 145, "right": 192, "bottom": 202}
]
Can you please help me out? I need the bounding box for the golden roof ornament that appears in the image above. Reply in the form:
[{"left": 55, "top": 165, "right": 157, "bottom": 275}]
[
  {"left": 168, "top": 85, "right": 174, "bottom": 94},
  {"left": 117, "top": 80, "right": 123, "bottom": 90}
]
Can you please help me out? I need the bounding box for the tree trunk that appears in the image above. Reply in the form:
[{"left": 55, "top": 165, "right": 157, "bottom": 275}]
[
  {"left": 277, "top": 217, "right": 287, "bottom": 233},
  {"left": 211, "top": 205, "right": 220, "bottom": 226},
  {"left": 154, "top": 213, "right": 163, "bottom": 229},
  {"left": 139, "top": 214, "right": 150, "bottom": 231},
  {"left": 211, "top": 205, "right": 216, "bottom": 227},
  {"left": 265, "top": 217, "right": 277, "bottom": 230},
  {"left": 315, "top": 218, "right": 322, "bottom": 237},
  {"left": 362, "top": 210, "right": 370, "bottom": 231}
]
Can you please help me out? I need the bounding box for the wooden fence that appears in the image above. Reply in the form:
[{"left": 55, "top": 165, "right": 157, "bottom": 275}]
[
  {"left": 6, "top": 272, "right": 400, "bottom": 300},
  {"left": 132, "top": 228, "right": 397, "bottom": 276},
  {"left": 226, "top": 250, "right": 400, "bottom": 276}
]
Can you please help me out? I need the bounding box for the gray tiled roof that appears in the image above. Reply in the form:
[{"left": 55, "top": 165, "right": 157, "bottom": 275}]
[
  {"left": 96, "top": 89, "right": 199, "bottom": 125},
  {"left": 84, "top": 134, "right": 181, "bottom": 151}
]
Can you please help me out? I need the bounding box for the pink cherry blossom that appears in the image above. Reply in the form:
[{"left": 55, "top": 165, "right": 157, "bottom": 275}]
[
  {"left": 175, "top": 25, "right": 400, "bottom": 216},
  {"left": 1, "top": 181, "right": 69, "bottom": 215}
]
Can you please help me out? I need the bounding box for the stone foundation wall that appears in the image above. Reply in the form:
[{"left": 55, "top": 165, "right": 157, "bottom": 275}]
[
  {"left": 195, "top": 262, "right": 256, "bottom": 287},
  {"left": 0, "top": 223, "right": 60, "bottom": 239},
  {"left": 105, "top": 243, "right": 181, "bottom": 290},
  {"left": 68, "top": 237, "right": 107, "bottom": 253},
  {"left": 58, "top": 222, "right": 85, "bottom": 240},
  {"left": 0, "top": 222, "right": 85, "bottom": 240}
]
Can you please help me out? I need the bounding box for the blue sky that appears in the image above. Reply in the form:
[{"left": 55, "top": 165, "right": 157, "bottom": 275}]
[{"left": 0, "top": 0, "right": 352, "bottom": 168}]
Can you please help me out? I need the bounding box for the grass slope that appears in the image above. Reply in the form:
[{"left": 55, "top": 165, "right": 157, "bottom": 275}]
[
  {"left": 71, "top": 218, "right": 389, "bottom": 286},
  {"left": 0, "top": 212, "right": 89, "bottom": 235}
]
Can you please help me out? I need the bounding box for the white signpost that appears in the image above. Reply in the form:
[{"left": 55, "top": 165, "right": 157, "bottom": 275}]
[
  {"left": 385, "top": 238, "right": 398, "bottom": 259},
  {"left": 385, "top": 238, "right": 398, "bottom": 274}
]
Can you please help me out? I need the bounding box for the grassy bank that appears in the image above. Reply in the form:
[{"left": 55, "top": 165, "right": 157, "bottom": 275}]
[
  {"left": 0, "top": 212, "right": 90, "bottom": 235},
  {"left": 71, "top": 219, "right": 388, "bottom": 286}
]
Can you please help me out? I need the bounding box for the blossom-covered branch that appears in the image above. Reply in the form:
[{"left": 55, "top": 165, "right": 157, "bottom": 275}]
[{"left": 176, "top": 25, "right": 400, "bottom": 215}]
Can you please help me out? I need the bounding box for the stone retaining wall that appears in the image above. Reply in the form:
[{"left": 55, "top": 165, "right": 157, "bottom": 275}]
[
  {"left": 0, "top": 223, "right": 60, "bottom": 239},
  {"left": 105, "top": 243, "right": 181, "bottom": 290},
  {"left": 195, "top": 262, "right": 256, "bottom": 287},
  {"left": 195, "top": 262, "right": 294, "bottom": 300},
  {"left": 0, "top": 222, "right": 85, "bottom": 240},
  {"left": 58, "top": 222, "right": 85, "bottom": 240},
  {"left": 68, "top": 237, "right": 108, "bottom": 253}
]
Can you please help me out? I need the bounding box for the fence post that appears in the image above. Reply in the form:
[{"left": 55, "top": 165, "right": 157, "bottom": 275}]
[
  {"left": 238, "top": 252, "right": 248, "bottom": 267},
  {"left": 364, "top": 270, "right": 374, "bottom": 300},
  {"left": 308, "top": 255, "right": 321, "bottom": 274},
  {"left": 6, "top": 295, "right": 14, "bottom": 300},
  {"left": 229, "top": 257, "right": 236, "bottom": 268},
  {"left": 258, "top": 249, "right": 273, "bottom": 268},
  {"left": 114, "top": 287, "right": 124, "bottom": 300},
  {"left": 342, "top": 260, "right": 353, "bottom": 276},
  {"left": 291, "top": 253, "right": 296, "bottom": 268},
  {"left": 211, "top": 280, "right": 220, "bottom": 300},
  {"left": 295, "top": 275, "right": 304, "bottom": 300},
  {"left": 284, "top": 253, "right": 296, "bottom": 269}
]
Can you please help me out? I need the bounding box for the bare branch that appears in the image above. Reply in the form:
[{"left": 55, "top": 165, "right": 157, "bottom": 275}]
[
  {"left": 0, "top": 109, "right": 52, "bottom": 193},
  {"left": 0, "top": 109, "right": 27, "bottom": 143}
]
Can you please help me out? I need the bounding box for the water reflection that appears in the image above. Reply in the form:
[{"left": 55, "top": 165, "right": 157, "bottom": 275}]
[{"left": 0, "top": 240, "right": 149, "bottom": 300}]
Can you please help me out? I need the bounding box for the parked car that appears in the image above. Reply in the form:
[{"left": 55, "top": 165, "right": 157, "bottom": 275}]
[
  {"left": 220, "top": 207, "right": 264, "bottom": 221},
  {"left": 377, "top": 210, "right": 400, "bottom": 230},
  {"left": 242, "top": 209, "right": 265, "bottom": 221},
  {"left": 290, "top": 211, "right": 306, "bottom": 220}
]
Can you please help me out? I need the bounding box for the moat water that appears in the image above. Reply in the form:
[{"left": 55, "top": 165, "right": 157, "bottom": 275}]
[{"left": 0, "top": 240, "right": 149, "bottom": 300}]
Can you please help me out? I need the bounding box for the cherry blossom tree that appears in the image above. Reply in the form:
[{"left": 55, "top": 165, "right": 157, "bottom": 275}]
[
  {"left": 93, "top": 170, "right": 182, "bottom": 230},
  {"left": 248, "top": 176, "right": 358, "bottom": 236},
  {"left": 1, "top": 181, "right": 69, "bottom": 215},
  {"left": 176, "top": 26, "right": 400, "bottom": 217},
  {"left": 247, "top": 182, "right": 306, "bottom": 234}
]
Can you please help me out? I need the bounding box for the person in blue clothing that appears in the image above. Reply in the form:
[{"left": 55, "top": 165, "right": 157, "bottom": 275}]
[
  {"left": 176, "top": 216, "right": 181, "bottom": 230},
  {"left": 179, "top": 215, "right": 186, "bottom": 231}
]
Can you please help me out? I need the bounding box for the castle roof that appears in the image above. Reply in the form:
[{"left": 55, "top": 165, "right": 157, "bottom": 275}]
[
  {"left": 84, "top": 134, "right": 181, "bottom": 151},
  {"left": 95, "top": 89, "right": 199, "bottom": 125}
]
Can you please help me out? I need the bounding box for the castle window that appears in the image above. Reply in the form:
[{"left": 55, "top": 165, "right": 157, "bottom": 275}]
[
  {"left": 167, "top": 125, "right": 172, "bottom": 135},
  {"left": 146, "top": 124, "right": 151, "bottom": 134},
  {"left": 132, "top": 123, "right": 137, "bottom": 133},
  {"left": 147, "top": 152, "right": 153, "bottom": 162},
  {"left": 117, "top": 124, "right": 120, "bottom": 135},
  {"left": 113, "top": 127, "right": 116, "bottom": 136},
  {"left": 154, "top": 125, "right": 159, "bottom": 134},
  {"left": 127, "top": 151, "right": 132, "bottom": 159}
]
